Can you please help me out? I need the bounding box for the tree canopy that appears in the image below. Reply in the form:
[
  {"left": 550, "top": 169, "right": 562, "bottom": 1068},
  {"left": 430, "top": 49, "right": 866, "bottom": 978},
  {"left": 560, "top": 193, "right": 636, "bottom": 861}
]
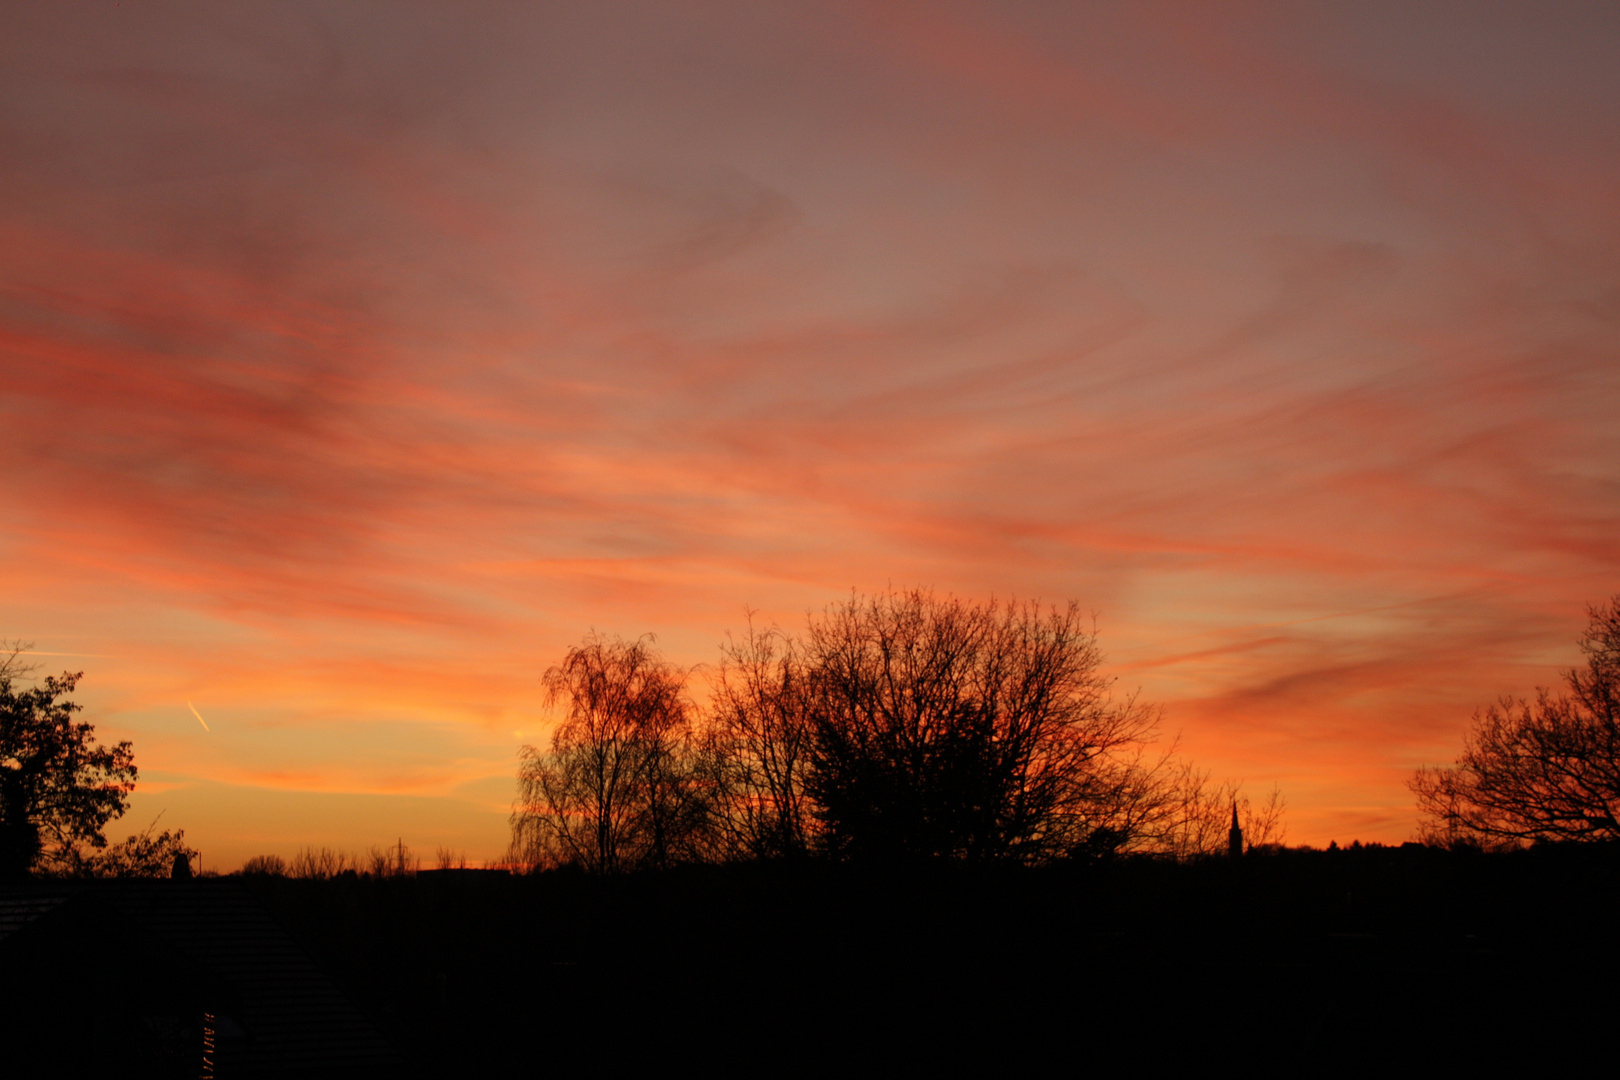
[
  {"left": 509, "top": 633, "right": 707, "bottom": 873},
  {"left": 796, "top": 590, "right": 1162, "bottom": 862},
  {"left": 0, "top": 664, "right": 137, "bottom": 879},
  {"left": 513, "top": 590, "right": 1284, "bottom": 871}
]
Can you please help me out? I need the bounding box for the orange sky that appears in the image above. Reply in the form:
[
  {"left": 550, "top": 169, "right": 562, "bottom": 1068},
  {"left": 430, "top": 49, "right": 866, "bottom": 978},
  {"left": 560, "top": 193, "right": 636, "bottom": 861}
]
[{"left": 3, "top": 2, "right": 1618, "bottom": 869}]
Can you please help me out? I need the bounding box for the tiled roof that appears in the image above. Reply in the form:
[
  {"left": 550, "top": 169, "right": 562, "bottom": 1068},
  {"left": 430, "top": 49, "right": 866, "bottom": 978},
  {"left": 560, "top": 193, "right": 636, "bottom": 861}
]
[{"left": 0, "top": 891, "right": 67, "bottom": 942}]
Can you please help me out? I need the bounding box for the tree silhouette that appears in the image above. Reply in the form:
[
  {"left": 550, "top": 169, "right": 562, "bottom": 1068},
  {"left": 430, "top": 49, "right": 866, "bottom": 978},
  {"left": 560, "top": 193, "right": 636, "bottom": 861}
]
[
  {"left": 0, "top": 661, "right": 136, "bottom": 879},
  {"left": 701, "top": 618, "right": 817, "bottom": 860},
  {"left": 509, "top": 633, "right": 708, "bottom": 872},
  {"left": 1412, "top": 596, "right": 1620, "bottom": 846},
  {"left": 367, "top": 839, "right": 418, "bottom": 877},
  {"left": 240, "top": 853, "right": 289, "bottom": 876},
  {"left": 795, "top": 589, "right": 1163, "bottom": 862},
  {"left": 510, "top": 596, "right": 1286, "bottom": 870},
  {"left": 288, "top": 847, "right": 358, "bottom": 878},
  {"left": 1151, "top": 763, "right": 1287, "bottom": 857},
  {"left": 58, "top": 817, "right": 199, "bottom": 878}
]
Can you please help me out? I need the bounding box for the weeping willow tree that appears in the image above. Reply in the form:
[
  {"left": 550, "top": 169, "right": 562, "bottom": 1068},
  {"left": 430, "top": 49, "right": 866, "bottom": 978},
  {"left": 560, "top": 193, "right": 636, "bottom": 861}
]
[{"left": 509, "top": 633, "right": 710, "bottom": 873}]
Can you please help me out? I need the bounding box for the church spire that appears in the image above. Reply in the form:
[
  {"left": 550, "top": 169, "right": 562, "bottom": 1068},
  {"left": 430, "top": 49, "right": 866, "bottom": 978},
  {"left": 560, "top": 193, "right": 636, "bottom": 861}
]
[{"left": 1228, "top": 802, "right": 1243, "bottom": 859}]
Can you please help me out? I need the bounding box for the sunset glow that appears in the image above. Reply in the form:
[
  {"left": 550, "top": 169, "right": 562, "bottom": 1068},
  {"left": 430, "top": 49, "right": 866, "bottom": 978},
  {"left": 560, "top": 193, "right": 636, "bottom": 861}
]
[{"left": 3, "top": 2, "right": 1618, "bottom": 868}]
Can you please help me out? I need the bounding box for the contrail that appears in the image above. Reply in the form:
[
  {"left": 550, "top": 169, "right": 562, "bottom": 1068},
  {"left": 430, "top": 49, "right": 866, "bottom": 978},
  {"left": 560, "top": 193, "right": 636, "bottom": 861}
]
[{"left": 188, "top": 701, "right": 210, "bottom": 732}]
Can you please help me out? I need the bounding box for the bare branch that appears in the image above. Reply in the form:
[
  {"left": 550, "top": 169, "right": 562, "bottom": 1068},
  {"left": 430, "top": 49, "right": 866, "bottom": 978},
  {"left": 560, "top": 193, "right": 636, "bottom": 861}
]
[{"left": 1412, "top": 595, "right": 1620, "bottom": 847}]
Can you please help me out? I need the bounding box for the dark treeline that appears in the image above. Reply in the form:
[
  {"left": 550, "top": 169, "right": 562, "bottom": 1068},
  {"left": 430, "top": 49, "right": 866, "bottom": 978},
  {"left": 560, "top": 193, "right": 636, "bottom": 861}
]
[
  {"left": 234, "top": 843, "right": 1620, "bottom": 1074},
  {"left": 508, "top": 588, "right": 1283, "bottom": 874}
]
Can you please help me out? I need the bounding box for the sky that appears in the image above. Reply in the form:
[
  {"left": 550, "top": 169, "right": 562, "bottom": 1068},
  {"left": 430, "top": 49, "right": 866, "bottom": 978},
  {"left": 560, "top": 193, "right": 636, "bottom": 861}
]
[{"left": 3, "top": 1, "right": 1618, "bottom": 869}]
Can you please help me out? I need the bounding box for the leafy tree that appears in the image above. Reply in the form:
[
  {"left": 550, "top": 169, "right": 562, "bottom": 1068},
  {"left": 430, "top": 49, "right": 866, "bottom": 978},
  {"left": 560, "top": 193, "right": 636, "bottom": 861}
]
[
  {"left": 1411, "top": 596, "right": 1620, "bottom": 846},
  {"left": 509, "top": 633, "right": 708, "bottom": 873},
  {"left": 0, "top": 658, "right": 137, "bottom": 880},
  {"left": 794, "top": 589, "right": 1164, "bottom": 863}
]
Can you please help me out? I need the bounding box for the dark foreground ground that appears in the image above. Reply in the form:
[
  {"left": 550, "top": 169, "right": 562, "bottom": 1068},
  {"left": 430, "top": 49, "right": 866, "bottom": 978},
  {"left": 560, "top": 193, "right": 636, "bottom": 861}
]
[
  {"left": 5, "top": 844, "right": 1617, "bottom": 1075},
  {"left": 263, "top": 844, "right": 1616, "bottom": 1075}
]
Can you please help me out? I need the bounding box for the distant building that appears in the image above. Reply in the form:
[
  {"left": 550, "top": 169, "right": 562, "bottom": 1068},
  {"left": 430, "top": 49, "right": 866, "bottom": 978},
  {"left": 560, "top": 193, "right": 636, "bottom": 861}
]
[{"left": 1228, "top": 804, "right": 1243, "bottom": 859}]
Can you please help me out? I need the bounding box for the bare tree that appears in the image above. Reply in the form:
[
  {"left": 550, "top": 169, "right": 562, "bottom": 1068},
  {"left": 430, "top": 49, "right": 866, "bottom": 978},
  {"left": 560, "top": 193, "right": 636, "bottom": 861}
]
[
  {"left": 509, "top": 633, "right": 708, "bottom": 873},
  {"left": 367, "top": 839, "right": 417, "bottom": 877},
  {"left": 1146, "top": 763, "right": 1287, "bottom": 857},
  {"left": 793, "top": 589, "right": 1165, "bottom": 863},
  {"left": 0, "top": 641, "right": 37, "bottom": 682},
  {"left": 288, "top": 847, "right": 358, "bottom": 879},
  {"left": 513, "top": 597, "right": 1288, "bottom": 869},
  {"left": 700, "top": 618, "right": 817, "bottom": 860},
  {"left": 1411, "top": 596, "right": 1620, "bottom": 846}
]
